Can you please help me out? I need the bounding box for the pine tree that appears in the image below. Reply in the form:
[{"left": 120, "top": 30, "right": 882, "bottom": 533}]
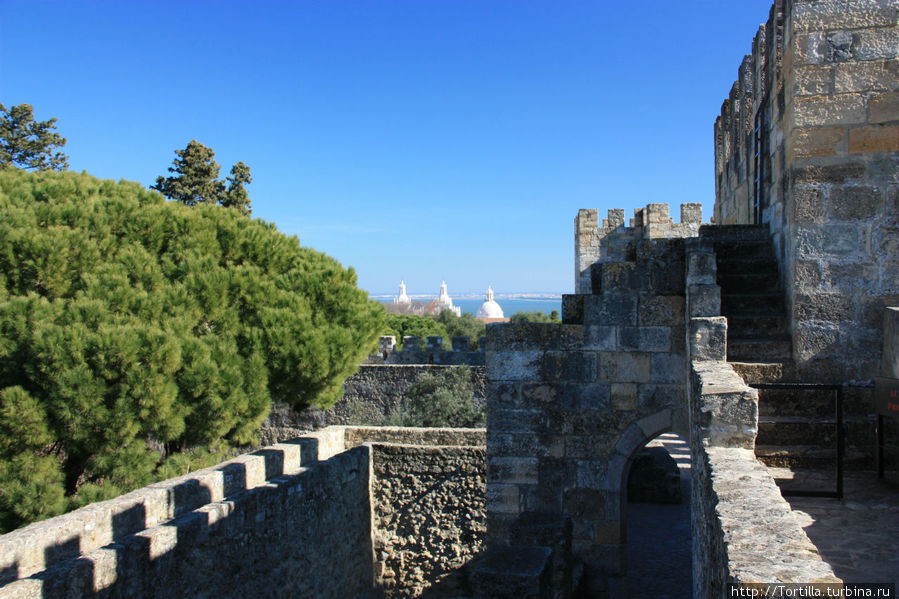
[
  {"left": 0, "top": 104, "right": 68, "bottom": 171},
  {"left": 0, "top": 169, "right": 383, "bottom": 531},
  {"left": 152, "top": 140, "right": 226, "bottom": 206}
]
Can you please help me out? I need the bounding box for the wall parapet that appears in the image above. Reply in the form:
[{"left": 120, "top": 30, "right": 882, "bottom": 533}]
[
  {"left": 689, "top": 331, "right": 840, "bottom": 598},
  {"left": 575, "top": 203, "right": 703, "bottom": 293},
  {"left": 0, "top": 425, "right": 489, "bottom": 599}
]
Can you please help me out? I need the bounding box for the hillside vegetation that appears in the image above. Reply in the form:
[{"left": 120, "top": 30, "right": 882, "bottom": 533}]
[{"left": 0, "top": 169, "right": 383, "bottom": 531}]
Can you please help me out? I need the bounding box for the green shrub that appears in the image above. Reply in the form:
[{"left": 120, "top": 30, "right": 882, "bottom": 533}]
[{"left": 0, "top": 169, "right": 383, "bottom": 530}]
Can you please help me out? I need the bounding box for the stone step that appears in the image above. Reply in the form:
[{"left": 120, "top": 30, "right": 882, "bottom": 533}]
[
  {"left": 755, "top": 445, "right": 872, "bottom": 470},
  {"left": 717, "top": 257, "right": 780, "bottom": 278},
  {"left": 698, "top": 224, "right": 770, "bottom": 242},
  {"left": 727, "top": 337, "right": 792, "bottom": 362},
  {"left": 756, "top": 387, "right": 873, "bottom": 418},
  {"left": 713, "top": 241, "right": 776, "bottom": 262},
  {"left": 756, "top": 415, "right": 874, "bottom": 448},
  {"left": 718, "top": 272, "right": 781, "bottom": 294},
  {"left": 730, "top": 361, "right": 799, "bottom": 384},
  {"left": 721, "top": 292, "right": 786, "bottom": 315},
  {"left": 470, "top": 545, "right": 553, "bottom": 599},
  {"left": 726, "top": 315, "right": 788, "bottom": 338}
]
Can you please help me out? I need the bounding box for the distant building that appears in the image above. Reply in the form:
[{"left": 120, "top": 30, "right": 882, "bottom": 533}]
[
  {"left": 476, "top": 286, "right": 509, "bottom": 323},
  {"left": 385, "top": 280, "right": 461, "bottom": 317}
]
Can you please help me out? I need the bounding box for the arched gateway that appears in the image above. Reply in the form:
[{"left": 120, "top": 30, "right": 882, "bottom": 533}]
[{"left": 482, "top": 204, "right": 701, "bottom": 595}]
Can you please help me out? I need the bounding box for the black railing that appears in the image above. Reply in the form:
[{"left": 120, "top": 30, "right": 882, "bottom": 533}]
[{"left": 750, "top": 382, "right": 843, "bottom": 499}]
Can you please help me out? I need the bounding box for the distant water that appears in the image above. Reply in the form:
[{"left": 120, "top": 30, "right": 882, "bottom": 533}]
[{"left": 378, "top": 298, "right": 562, "bottom": 317}]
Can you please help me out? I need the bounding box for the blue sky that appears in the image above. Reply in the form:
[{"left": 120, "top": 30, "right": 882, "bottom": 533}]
[{"left": 1, "top": 0, "right": 773, "bottom": 296}]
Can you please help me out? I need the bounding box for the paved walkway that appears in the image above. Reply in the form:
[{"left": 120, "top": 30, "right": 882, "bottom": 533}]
[
  {"left": 625, "top": 433, "right": 692, "bottom": 599},
  {"left": 768, "top": 467, "right": 899, "bottom": 587}
]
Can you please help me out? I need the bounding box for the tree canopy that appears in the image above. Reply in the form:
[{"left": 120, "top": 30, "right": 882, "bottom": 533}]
[
  {"left": 384, "top": 313, "right": 451, "bottom": 350},
  {"left": 152, "top": 140, "right": 252, "bottom": 215},
  {"left": 509, "top": 310, "right": 560, "bottom": 324},
  {"left": 0, "top": 169, "right": 382, "bottom": 531},
  {"left": 0, "top": 104, "right": 68, "bottom": 172}
]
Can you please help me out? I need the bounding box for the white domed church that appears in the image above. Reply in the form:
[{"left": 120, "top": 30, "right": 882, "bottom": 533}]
[{"left": 476, "top": 286, "right": 509, "bottom": 323}]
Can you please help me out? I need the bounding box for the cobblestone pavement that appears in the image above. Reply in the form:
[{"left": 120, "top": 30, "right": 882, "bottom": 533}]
[
  {"left": 769, "top": 467, "right": 899, "bottom": 588},
  {"left": 625, "top": 433, "right": 692, "bottom": 599}
]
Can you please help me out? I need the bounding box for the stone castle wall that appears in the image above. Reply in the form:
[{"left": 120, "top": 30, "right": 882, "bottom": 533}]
[
  {"left": 371, "top": 443, "right": 486, "bottom": 598},
  {"left": 714, "top": 0, "right": 899, "bottom": 380},
  {"left": 368, "top": 336, "right": 486, "bottom": 366},
  {"left": 0, "top": 430, "right": 374, "bottom": 598},
  {"left": 260, "top": 364, "right": 486, "bottom": 443},
  {"left": 0, "top": 427, "right": 487, "bottom": 599}
]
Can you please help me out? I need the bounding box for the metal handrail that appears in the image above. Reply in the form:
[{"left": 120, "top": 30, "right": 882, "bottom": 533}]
[{"left": 749, "top": 382, "right": 843, "bottom": 499}]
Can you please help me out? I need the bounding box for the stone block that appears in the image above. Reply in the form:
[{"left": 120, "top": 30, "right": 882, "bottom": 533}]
[
  {"left": 618, "top": 326, "right": 671, "bottom": 352},
  {"left": 601, "top": 262, "right": 639, "bottom": 292},
  {"left": 790, "top": 162, "right": 865, "bottom": 184},
  {"left": 787, "top": 127, "right": 846, "bottom": 161},
  {"left": 451, "top": 335, "right": 469, "bottom": 351},
  {"left": 562, "top": 294, "right": 584, "bottom": 324},
  {"left": 822, "top": 223, "right": 862, "bottom": 256},
  {"left": 834, "top": 59, "right": 899, "bottom": 93},
  {"left": 426, "top": 335, "right": 442, "bottom": 350},
  {"left": 489, "top": 432, "right": 564, "bottom": 459},
  {"left": 598, "top": 352, "right": 651, "bottom": 383},
  {"left": 794, "top": 293, "right": 854, "bottom": 322},
  {"left": 791, "top": 186, "right": 826, "bottom": 224},
  {"left": 486, "top": 322, "right": 559, "bottom": 351},
  {"left": 558, "top": 324, "right": 584, "bottom": 350},
  {"left": 487, "top": 350, "right": 543, "bottom": 381},
  {"left": 576, "top": 459, "right": 608, "bottom": 488},
  {"left": 650, "top": 262, "right": 686, "bottom": 297},
  {"left": 638, "top": 384, "right": 683, "bottom": 411},
  {"left": 490, "top": 408, "right": 546, "bottom": 433},
  {"left": 651, "top": 353, "right": 685, "bottom": 384},
  {"left": 793, "top": 65, "right": 833, "bottom": 96},
  {"left": 489, "top": 380, "right": 521, "bottom": 409},
  {"left": 688, "top": 284, "right": 721, "bottom": 318},
  {"left": 611, "top": 383, "right": 637, "bottom": 411},
  {"left": 471, "top": 545, "right": 553, "bottom": 599},
  {"left": 792, "top": 0, "right": 898, "bottom": 32},
  {"left": 562, "top": 488, "right": 606, "bottom": 520},
  {"left": 638, "top": 295, "right": 685, "bottom": 326},
  {"left": 689, "top": 317, "right": 727, "bottom": 361},
  {"left": 827, "top": 185, "right": 881, "bottom": 219},
  {"left": 687, "top": 251, "right": 717, "bottom": 285},
  {"left": 543, "top": 351, "right": 597, "bottom": 381},
  {"left": 518, "top": 382, "right": 556, "bottom": 408},
  {"left": 402, "top": 336, "right": 420, "bottom": 351},
  {"left": 486, "top": 483, "right": 525, "bottom": 514},
  {"left": 849, "top": 124, "right": 899, "bottom": 153},
  {"left": 584, "top": 292, "right": 637, "bottom": 326},
  {"left": 853, "top": 27, "right": 899, "bottom": 61},
  {"left": 557, "top": 381, "right": 611, "bottom": 410},
  {"left": 488, "top": 457, "right": 539, "bottom": 485},
  {"left": 790, "top": 94, "right": 866, "bottom": 129},
  {"left": 583, "top": 325, "right": 617, "bottom": 350},
  {"left": 680, "top": 203, "right": 702, "bottom": 224}
]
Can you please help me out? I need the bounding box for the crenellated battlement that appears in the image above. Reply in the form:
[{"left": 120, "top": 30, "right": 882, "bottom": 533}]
[
  {"left": 575, "top": 202, "right": 704, "bottom": 294},
  {"left": 367, "top": 335, "right": 486, "bottom": 365}
]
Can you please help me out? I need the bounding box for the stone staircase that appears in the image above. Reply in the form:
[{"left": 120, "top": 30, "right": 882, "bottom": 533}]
[
  {"left": 699, "top": 226, "right": 875, "bottom": 472},
  {"left": 700, "top": 225, "right": 792, "bottom": 363}
]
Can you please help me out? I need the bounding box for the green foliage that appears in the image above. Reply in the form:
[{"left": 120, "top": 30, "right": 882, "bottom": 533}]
[
  {"left": 0, "top": 169, "right": 383, "bottom": 530},
  {"left": 152, "top": 140, "right": 253, "bottom": 215},
  {"left": 401, "top": 367, "right": 484, "bottom": 428},
  {"left": 436, "top": 310, "right": 486, "bottom": 349},
  {"left": 384, "top": 313, "right": 450, "bottom": 350},
  {"left": 0, "top": 104, "right": 68, "bottom": 172},
  {"left": 510, "top": 310, "right": 560, "bottom": 324}
]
